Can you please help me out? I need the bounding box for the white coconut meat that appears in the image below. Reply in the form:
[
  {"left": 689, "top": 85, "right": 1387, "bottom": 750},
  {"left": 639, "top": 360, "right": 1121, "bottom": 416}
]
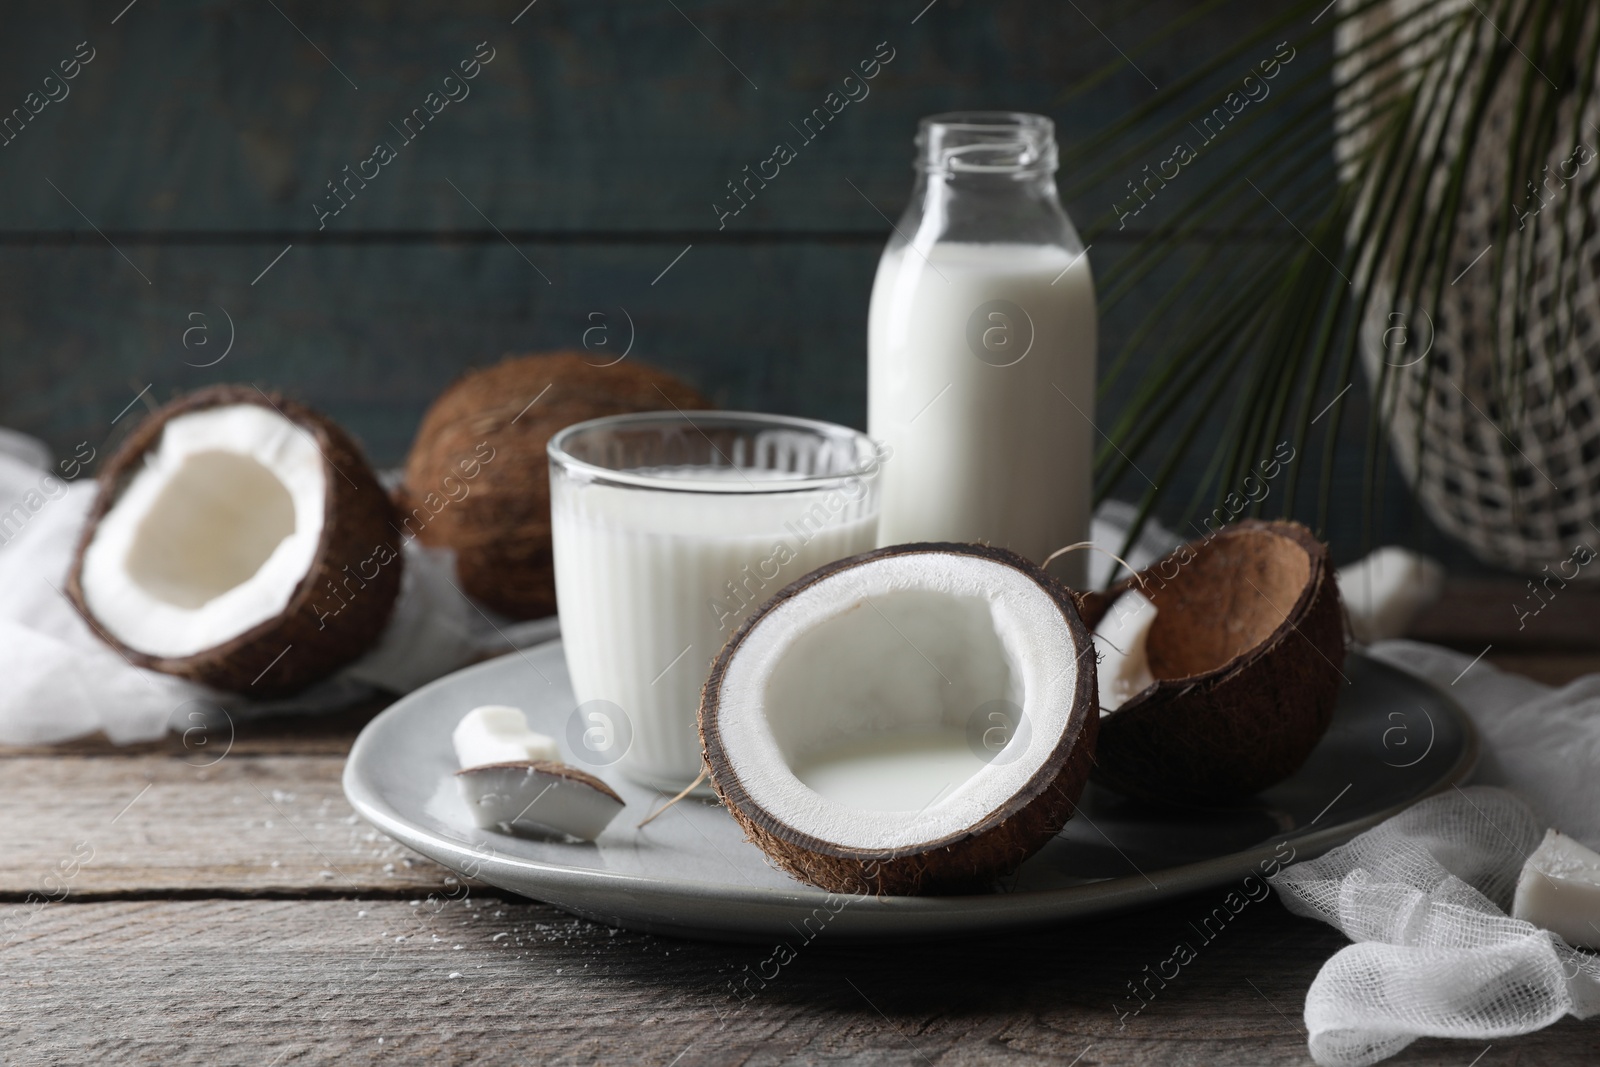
[
  {"left": 1092, "top": 589, "right": 1157, "bottom": 713},
  {"left": 78, "top": 404, "right": 326, "bottom": 658},
  {"left": 456, "top": 762, "right": 625, "bottom": 841},
  {"left": 1512, "top": 828, "right": 1600, "bottom": 950},
  {"left": 712, "top": 551, "right": 1084, "bottom": 854},
  {"left": 452, "top": 705, "right": 561, "bottom": 769}
]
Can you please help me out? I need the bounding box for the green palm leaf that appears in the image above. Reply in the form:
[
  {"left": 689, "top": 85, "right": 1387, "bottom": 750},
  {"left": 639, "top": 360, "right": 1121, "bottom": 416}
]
[{"left": 1077, "top": 0, "right": 1597, "bottom": 574}]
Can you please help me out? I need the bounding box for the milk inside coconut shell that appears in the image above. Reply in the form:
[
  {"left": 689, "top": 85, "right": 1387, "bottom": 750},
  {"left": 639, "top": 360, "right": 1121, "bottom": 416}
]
[{"left": 699, "top": 543, "right": 1099, "bottom": 895}]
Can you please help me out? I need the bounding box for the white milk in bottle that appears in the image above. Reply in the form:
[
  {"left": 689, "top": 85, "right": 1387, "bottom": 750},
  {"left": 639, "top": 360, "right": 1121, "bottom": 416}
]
[{"left": 868, "top": 113, "right": 1096, "bottom": 588}]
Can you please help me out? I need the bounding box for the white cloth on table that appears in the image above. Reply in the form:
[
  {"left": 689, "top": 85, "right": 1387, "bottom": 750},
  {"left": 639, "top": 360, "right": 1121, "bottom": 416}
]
[
  {"left": 1273, "top": 643, "right": 1600, "bottom": 1066},
  {"left": 0, "top": 442, "right": 553, "bottom": 745}
]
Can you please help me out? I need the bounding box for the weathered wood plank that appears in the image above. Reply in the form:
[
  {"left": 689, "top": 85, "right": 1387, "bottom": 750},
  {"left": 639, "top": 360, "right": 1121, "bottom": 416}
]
[
  {"left": 0, "top": 0, "right": 1311, "bottom": 233},
  {"left": 0, "top": 239, "right": 887, "bottom": 464},
  {"left": 0, "top": 700, "right": 385, "bottom": 759},
  {"left": 0, "top": 755, "right": 451, "bottom": 896},
  {"left": 2, "top": 897, "right": 1593, "bottom": 1065},
  {"left": 1411, "top": 578, "right": 1600, "bottom": 653},
  {"left": 0, "top": 234, "right": 1470, "bottom": 570},
  {"left": 4, "top": 0, "right": 1491, "bottom": 577},
  {"left": 0, "top": 237, "right": 889, "bottom": 451}
]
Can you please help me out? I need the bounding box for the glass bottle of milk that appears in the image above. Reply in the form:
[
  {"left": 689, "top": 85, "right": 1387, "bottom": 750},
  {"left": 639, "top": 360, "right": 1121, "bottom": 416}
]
[{"left": 868, "top": 112, "right": 1096, "bottom": 589}]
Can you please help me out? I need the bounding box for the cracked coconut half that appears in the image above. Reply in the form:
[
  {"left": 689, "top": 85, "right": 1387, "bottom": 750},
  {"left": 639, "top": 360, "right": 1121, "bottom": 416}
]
[
  {"left": 699, "top": 542, "right": 1099, "bottom": 896},
  {"left": 67, "top": 385, "right": 402, "bottom": 695},
  {"left": 1075, "top": 519, "right": 1346, "bottom": 805}
]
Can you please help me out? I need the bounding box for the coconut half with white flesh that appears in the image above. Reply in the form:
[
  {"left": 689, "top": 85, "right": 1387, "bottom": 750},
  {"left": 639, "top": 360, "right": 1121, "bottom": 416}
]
[
  {"left": 1076, "top": 519, "right": 1345, "bottom": 806},
  {"left": 66, "top": 386, "right": 402, "bottom": 695},
  {"left": 456, "top": 761, "right": 625, "bottom": 841},
  {"left": 700, "top": 543, "right": 1098, "bottom": 896}
]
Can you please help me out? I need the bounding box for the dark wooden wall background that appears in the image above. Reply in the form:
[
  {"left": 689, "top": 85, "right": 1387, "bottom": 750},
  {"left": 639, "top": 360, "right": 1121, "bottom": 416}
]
[{"left": 0, "top": 0, "right": 1480, "bottom": 570}]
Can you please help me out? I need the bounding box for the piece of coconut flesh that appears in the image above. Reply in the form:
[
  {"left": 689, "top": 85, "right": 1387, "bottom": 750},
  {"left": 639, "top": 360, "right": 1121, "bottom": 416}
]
[
  {"left": 1512, "top": 828, "right": 1600, "bottom": 950},
  {"left": 455, "top": 762, "right": 624, "bottom": 841},
  {"left": 712, "top": 551, "right": 1085, "bottom": 851},
  {"left": 452, "top": 705, "right": 560, "bottom": 768},
  {"left": 1092, "top": 589, "right": 1157, "bottom": 714},
  {"left": 1336, "top": 545, "right": 1445, "bottom": 644},
  {"left": 78, "top": 404, "right": 326, "bottom": 659}
]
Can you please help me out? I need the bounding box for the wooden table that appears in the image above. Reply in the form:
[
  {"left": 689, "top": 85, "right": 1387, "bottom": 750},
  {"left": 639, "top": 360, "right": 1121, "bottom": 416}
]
[{"left": 5, "top": 580, "right": 1598, "bottom": 1066}]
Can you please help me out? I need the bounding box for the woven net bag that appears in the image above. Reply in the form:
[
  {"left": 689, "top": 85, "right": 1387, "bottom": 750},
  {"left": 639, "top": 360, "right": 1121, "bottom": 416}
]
[{"left": 1336, "top": 0, "right": 1600, "bottom": 573}]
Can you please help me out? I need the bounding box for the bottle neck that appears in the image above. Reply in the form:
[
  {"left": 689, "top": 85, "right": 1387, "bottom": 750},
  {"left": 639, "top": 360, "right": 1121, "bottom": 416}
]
[
  {"left": 899, "top": 112, "right": 1077, "bottom": 250},
  {"left": 902, "top": 164, "right": 1074, "bottom": 249},
  {"left": 917, "top": 111, "right": 1057, "bottom": 176}
]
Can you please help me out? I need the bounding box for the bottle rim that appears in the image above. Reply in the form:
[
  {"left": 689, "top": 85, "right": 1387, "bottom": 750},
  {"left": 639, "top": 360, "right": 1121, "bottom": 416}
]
[{"left": 915, "top": 111, "right": 1057, "bottom": 176}]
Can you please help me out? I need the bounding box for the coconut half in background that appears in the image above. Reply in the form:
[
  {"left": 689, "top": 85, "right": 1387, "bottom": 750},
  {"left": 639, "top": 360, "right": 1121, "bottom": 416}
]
[
  {"left": 401, "top": 351, "right": 707, "bottom": 619},
  {"left": 700, "top": 543, "right": 1098, "bottom": 896},
  {"left": 1076, "top": 519, "right": 1345, "bottom": 806},
  {"left": 66, "top": 385, "right": 401, "bottom": 695}
]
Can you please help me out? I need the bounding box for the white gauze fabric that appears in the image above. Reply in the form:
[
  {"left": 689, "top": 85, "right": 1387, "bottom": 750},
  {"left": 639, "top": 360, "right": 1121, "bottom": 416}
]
[{"left": 1271, "top": 786, "right": 1600, "bottom": 1067}]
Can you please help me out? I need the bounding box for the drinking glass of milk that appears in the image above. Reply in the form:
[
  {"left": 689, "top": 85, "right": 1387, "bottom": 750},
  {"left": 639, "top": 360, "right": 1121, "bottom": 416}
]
[
  {"left": 548, "top": 412, "right": 882, "bottom": 792},
  {"left": 868, "top": 112, "right": 1096, "bottom": 589}
]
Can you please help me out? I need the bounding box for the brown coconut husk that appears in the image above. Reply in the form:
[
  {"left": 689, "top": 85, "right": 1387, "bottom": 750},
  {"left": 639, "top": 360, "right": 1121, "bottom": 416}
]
[
  {"left": 1075, "top": 519, "right": 1345, "bottom": 806},
  {"left": 65, "top": 385, "right": 402, "bottom": 696},
  {"left": 699, "top": 543, "right": 1099, "bottom": 896},
  {"left": 401, "top": 352, "right": 708, "bottom": 619}
]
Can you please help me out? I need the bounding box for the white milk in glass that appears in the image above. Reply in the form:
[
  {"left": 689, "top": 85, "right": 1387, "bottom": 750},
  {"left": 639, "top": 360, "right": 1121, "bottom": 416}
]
[
  {"left": 868, "top": 113, "right": 1097, "bottom": 589},
  {"left": 551, "top": 467, "right": 876, "bottom": 791}
]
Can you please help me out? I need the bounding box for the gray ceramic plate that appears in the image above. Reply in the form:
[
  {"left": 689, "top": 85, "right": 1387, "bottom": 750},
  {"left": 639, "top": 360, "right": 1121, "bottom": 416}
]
[{"left": 343, "top": 640, "right": 1477, "bottom": 942}]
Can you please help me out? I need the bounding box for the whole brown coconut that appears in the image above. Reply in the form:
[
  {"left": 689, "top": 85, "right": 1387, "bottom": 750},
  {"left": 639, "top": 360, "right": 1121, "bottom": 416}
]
[
  {"left": 1075, "top": 519, "right": 1345, "bottom": 806},
  {"left": 700, "top": 543, "right": 1099, "bottom": 896},
  {"left": 66, "top": 385, "right": 402, "bottom": 696},
  {"left": 401, "top": 353, "right": 708, "bottom": 618}
]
